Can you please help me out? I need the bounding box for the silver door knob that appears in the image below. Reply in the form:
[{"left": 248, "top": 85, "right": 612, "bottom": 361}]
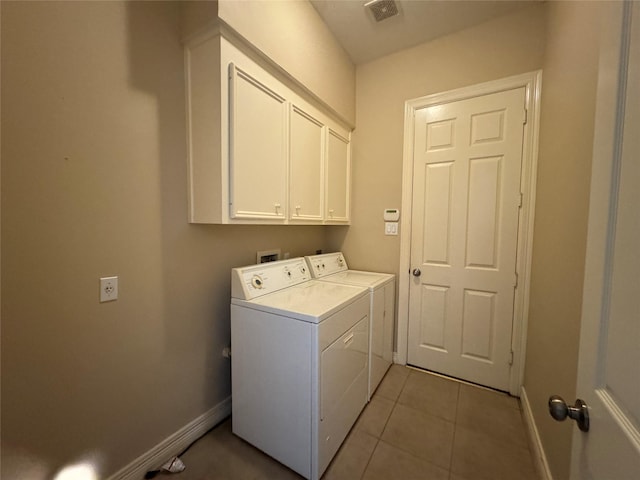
[
  {"left": 548, "top": 395, "right": 589, "bottom": 432},
  {"left": 412, "top": 268, "right": 421, "bottom": 277}
]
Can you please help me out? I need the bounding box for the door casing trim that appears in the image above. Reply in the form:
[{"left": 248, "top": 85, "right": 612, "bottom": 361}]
[{"left": 397, "top": 71, "right": 542, "bottom": 396}]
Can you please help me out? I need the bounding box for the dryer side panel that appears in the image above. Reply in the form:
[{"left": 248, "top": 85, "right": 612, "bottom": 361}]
[{"left": 231, "top": 305, "right": 313, "bottom": 478}]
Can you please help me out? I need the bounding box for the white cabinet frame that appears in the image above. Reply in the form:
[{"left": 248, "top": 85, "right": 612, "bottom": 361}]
[{"left": 185, "top": 31, "right": 352, "bottom": 225}]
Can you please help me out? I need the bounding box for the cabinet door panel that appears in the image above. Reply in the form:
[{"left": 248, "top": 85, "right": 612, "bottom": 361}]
[
  {"left": 230, "top": 65, "right": 287, "bottom": 220},
  {"left": 326, "top": 130, "right": 350, "bottom": 223},
  {"left": 290, "top": 106, "right": 324, "bottom": 222}
]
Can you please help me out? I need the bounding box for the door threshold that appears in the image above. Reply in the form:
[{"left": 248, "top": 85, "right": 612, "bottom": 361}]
[{"left": 405, "top": 364, "right": 517, "bottom": 398}]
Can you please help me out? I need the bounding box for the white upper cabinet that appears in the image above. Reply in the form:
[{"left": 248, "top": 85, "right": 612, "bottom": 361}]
[
  {"left": 289, "top": 105, "right": 324, "bottom": 223},
  {"left": 184, "top": 32, "right": 352, "bottom": 225},
  {"left": 229, "top": 65, "right": 288, "bottom": 220},
  {"left": 325, "top": 129, "right": 351, "bottom": 224}
]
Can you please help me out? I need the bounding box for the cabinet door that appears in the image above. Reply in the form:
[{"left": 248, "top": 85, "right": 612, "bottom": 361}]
[
  {"left": 229, "top": 64, "right": 287, "bottom": 220},
  {"left": 325, "top": 129, "right": 351, "bottom": 223},
  {"left": 289, "top": 105, "right": 324, "bottom": 222}
]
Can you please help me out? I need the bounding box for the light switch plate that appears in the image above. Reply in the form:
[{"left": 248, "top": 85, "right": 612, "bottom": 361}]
[{"left": 385, "top": 222, "right": 398, "bottom": 235}]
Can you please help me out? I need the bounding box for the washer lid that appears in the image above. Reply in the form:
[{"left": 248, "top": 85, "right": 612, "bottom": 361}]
[
  {"left": 319, "top": 270, "right": 395, "bottom": 289},
  {"left": 231, "top": 280, "right": 368, "bottom": 323}
]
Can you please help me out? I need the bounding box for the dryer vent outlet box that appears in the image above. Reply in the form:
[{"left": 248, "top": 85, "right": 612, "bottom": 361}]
[{"left": 257, "top": 249, "right": 281, "bottom": 264}]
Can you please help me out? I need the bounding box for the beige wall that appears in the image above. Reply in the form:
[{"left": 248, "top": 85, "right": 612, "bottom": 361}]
[
  {"left": 524, "top": 2, "right": 604, "bottom": 479},
  {"left": 329, "top": 4, "right": 547, "bottom": 275},
  {"left": 1, "top": 1, "right": 328, "bottom": 477},
  {"left": 217, "top": 0, "right": 356, "bottom": 125},
  {"left": 332, "top": 2, "right": 606, "bottom": 479},
  {"left": 1, "top": 1, "right": 610, "bottom": 479},
  {"left": 181, "top": 0, "right": 219, "bottom": 38}
]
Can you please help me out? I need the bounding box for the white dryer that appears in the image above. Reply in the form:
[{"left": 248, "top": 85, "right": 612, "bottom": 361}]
[
  {"left": 230, "top": 258, "right": 369, "bottom": 480},
  {"left": 305, "top": 252, "right": 395, "bottom": 399}
]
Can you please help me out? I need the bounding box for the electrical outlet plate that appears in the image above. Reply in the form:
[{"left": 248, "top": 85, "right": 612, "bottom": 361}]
[{"left": 100, "top": 276, "right": 118, "bottom": 302}]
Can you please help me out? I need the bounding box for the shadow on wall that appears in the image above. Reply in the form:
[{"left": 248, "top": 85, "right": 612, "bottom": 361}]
[
  {"left": 122, "top": 0, "right": 329, "bottom": 475},
  {"left": 0, "top": 2, "right": 328, "bottom": 478}
]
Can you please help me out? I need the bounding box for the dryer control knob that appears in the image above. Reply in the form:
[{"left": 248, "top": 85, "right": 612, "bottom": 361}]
[{"left": 251, "top": 275, "right": 264, "bottom": 289}]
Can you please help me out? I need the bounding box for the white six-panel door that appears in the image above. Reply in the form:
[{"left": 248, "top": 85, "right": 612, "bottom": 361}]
[{"left": 407, "top": 88, "right": 526, "bottom": 391}]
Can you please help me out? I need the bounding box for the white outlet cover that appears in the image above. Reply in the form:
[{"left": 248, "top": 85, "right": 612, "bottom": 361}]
[{"left": 100, "top": 276, "right": 118, "bottom": 302}]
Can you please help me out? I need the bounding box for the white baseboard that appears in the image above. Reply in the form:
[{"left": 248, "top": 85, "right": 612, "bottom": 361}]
[
  {"left": 108, "top": 396, "right": 232, "bottom": 480},
  {"left": 392, "top": 352, "right": 405, "bottom": 365},
  {"left": 521, "top": 387, "right": 553, "bottom": 480}
]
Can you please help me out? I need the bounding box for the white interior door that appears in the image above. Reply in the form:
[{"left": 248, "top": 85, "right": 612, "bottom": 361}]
[
  {"left": 407, "top": 88, "right": 526, "bottom": 392},
  {"left": 569, "top": 3, "right": 640, "bottom": 478}
]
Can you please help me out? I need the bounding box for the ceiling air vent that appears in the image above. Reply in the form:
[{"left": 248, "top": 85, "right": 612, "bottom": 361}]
[{"left": 364, "top": 0, "right": 400, "bottom": 23}]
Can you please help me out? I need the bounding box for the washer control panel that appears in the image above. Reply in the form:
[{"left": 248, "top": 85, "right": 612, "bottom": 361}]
[
  {"left": 231, "top": 258, "right": 310, "bottom": 300},
  {"left": 305, "top": 252, "right": 348, "bottom": 278}
]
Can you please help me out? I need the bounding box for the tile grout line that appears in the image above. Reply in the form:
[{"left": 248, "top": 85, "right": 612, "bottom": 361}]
[
  {"left": 360, "top": 367, "right": 411, "bottom": 479},
  {"left": 357, "top": 436, "right": 379, "bottom": 480},
  {"left": 376, "top": 368, "right": 458, "bottom": 477},
  {"left": 447, "top": 383, "right": 462, "bottom": 479},
  {"left": 360, "top": 372, "right": 411, "bottom": 480},
  {"left": 394, "top": 368, "right": 461, "bottom": 478}
]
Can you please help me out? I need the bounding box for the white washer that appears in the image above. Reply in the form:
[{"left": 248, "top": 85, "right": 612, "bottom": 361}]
[
  {"left": 230, "top": 258, "right": 369, "bottom": 480},
  {"left": 305, "top": 252, "right": 395, "bottom": 399}
]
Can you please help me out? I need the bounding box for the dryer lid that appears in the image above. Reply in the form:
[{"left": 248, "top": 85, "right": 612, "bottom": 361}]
[{"left": 319, "top": 270, "right": 395, "bottom": 289}]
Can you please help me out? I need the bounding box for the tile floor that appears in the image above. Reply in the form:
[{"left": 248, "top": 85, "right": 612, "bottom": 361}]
[{"left": 159, "top": 365, "right": 538, "bottom": 480}]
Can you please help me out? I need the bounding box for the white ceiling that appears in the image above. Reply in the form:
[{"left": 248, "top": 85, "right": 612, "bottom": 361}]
[{"left": 309, "top": 0, "right": 540, "bottom": 64}]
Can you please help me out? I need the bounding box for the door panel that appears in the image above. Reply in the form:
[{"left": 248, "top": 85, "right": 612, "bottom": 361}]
[
  {"left": 571, "top": 3, "right": 640, "bottom": 477},
  {"left": 466, "top": 156, "right": 501, "bottom": 268},
  {"left": 423, "top": 163, "right": 453, "bottom": 265},
  {"left": 461, "top": 289, "right": 496, "bottom": 361},
  {"left": 420, "top": 285, "right": 448, "bottom": 351},
  {"left": 408, "top": 88, "right": 525, "bottom": 391}
]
